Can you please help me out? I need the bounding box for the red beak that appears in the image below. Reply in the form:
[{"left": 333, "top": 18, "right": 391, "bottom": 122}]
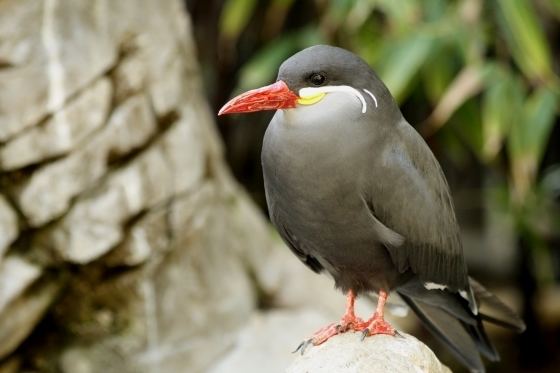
[{"left": 218, "top": 80, "right": 298, "bottom": 116}]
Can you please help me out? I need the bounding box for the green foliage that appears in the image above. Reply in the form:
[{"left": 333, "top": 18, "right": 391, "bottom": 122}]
[
  {"left": 236, "top": 28, "right": 324, "bottom": 93},
  {"left": 375, "top": 31, "right": 436, "bottom": 102},
  {"left": 496, "top": 0, "right": 554, "bottom": 82},
  {"left": 219, "top": 0, "right": 258, "bottom": 44}
]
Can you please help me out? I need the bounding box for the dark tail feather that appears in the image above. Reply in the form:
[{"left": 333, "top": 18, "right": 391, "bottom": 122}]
[
  {"left": 397, "top": 277, "right": 526, "bottom": 372},
  {"left": 463, "top": 318, "right": 499, "bottom": 361},
  {"left": 398, "top": 292, "right": 487, "bottom": 372},
  {"left": 469, "top": 277, "right": 526, "bottom": 333}
]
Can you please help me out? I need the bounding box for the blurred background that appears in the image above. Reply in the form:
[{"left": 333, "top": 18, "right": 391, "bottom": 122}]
[{"left": 0, "top": 0, "right": 558, "bottom": 372}]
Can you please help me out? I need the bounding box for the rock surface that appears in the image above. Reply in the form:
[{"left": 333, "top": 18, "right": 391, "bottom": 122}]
[
  {"left": 0, "top": 196, "right": 17, "bottom": 257},
  {"left": 287, "top": 332, "right": 451, "bottom": 373},
  {"left": 208, "top": 309, "right": 332, "bottom": 373},
  {"left": 0, "top": 78, "right": 112, "bottom": 171}
]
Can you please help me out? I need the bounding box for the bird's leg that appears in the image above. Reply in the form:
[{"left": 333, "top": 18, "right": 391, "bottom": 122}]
[
  {"left": 339, "top": 289, "right": 365, "bottom": 330},
  {"left": 360, "top": 289, "right": 397, "bottom": 339},
  {"left": 294, "top": 289, "right": 364, "bottom": 354}
]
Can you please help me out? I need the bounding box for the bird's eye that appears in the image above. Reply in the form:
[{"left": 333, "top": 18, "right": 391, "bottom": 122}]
[{"left": 309, "top": 73, "right": 326, "bottom": 86}]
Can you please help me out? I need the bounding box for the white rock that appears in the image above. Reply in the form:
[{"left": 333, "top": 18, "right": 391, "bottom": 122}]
[
  {"left": 107, "top": 202, "right": 172, "bottom": 267},
  {"left": 18, "top": 93, "right": 157, "bottom": 226},
  {"left": 0, "top": 196, "right": 18, "bottom": 257},
  {"left": 160, "top": 107, "right": 206, "bottom": 194},
  {"left": 287, "top": 331, "right": 451, "bottom": 373},
  {"left": 105, "top": 94, "right": 157, "bottom": 159},
  {"left": 0, "top": 78, "right": 112, "bottom": 171},
  {"left": 0, "top": 0, "right": 42, "bottom": 66},
  {"left": 0, "top": 0, "right": 117, "bottom": 141},
  {"left": 112, "top": 52, "right": 147, "bottom": 103},
  {"left": 149, "top": 53, "right": 185, "bottom": 116},
  {"left": 50, "top": 186, "right": 125, "bottom": 263},
  {"left": 0, "top": 256, "right": 41, "bottom": 314},
  {"left": 208, "top": 309, "right": 331, "bottom": 373},
  {"left": 41, "top": 112, "right": 206, "bottom": 263},
  {"left": 56, "top": 188, "right": 265, "bottom": 373},
  {"left": 0, "top": 279, "right": 61, "bottom": 359}
]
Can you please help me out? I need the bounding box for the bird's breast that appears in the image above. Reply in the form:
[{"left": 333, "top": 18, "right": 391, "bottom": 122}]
[
  {"left": 262, "top": 109, "right": 371, "bottom": 208},
  {"left": 261, "top": 107, "right": 381, "bottom": 242},
  {"left": 261, "top": 110, "right": 400, "bottom": 292}
]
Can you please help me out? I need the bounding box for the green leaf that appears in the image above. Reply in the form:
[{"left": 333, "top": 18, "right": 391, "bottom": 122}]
[
  {"left": 422, "top": 64, "right": 484, "bottom": 136},
  {"left": 375, "top": 32, "right": 436, "bottom": 102},
  {"left": 545, "top": 0, "right": 560, "bottom": 20},
  {"left": 507, "top": 86, "right": 557, "bottom": 199},
  {"left": 520, "top": 87, "right": 558, "bottom": 165},
  {"left": 496, "top": 0, "right": 553, "bottom": 81},
  {"left": 235, "top": 28, "right": 323, "bottom": 93},
  {"left": 481, "top": 70, "right": 523, "bottom": 161},
  {"left": 375, "top": 0, "right": 422, "bottom": 30},
  {"left": 450, "top": 100, "right": 484, "bottom": 159},
  {"left": 421, "top": 45, "right": 456, "bottom": 103},
  {"left": 219, "top": 0, "right": 258, "bottom": 43}
]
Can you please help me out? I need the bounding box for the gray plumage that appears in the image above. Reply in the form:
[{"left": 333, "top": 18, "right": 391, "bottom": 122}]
[{"left": 260, "top": 45, "right": 524, "bottom": 372}]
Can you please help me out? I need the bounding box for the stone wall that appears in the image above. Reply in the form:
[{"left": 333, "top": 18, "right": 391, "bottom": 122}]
[{"left": 0, "top": 0, "right": 289, "bottom": 371}]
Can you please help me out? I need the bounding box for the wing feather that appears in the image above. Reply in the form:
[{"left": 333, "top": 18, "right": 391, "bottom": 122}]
[
  {"left": 366, "top": 120, "right": 469, "bottom": 291},
  {"left": 275, "top": 219, "right": 323, "bottom": 273}
]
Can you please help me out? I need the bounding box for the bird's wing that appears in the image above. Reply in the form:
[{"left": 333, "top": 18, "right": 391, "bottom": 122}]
[
  {"left": 275, "top": 220, "right": 324, "bottom": 274},
  {"left": 365, "top": 120, "right": 469, "bottom": 293}
]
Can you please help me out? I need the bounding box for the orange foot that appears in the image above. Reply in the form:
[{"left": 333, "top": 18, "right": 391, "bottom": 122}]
[
  {"left": 294, "top": 290, "right": 364, "bottom": 354},
  {"left": 359, "top": 313, "right": 397, "bottom": 340},
  {"left": 294, "top": 289, "right": 401, "bottom": 354}
]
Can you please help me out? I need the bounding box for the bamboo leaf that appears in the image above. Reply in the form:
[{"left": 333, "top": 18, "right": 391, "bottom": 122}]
[
  {"left": 545, "top": 0, "right": 560, "bottom": 20},
  {"left": 421, "top": 46, "right": 456, "bottom": 104},
  {"left": 421, "top": 64, "right": 484, "bottom": 137},
  {"left": 496, "top": 0, "right": 553, "bottom": 81},
  {"left": 375, "top": 32, "right": 435, "bottom": 102},
  {"left": 219, "top": 0, "right": 258, "bottom": 43},
  {"left": 235, "top": 28, "right": 323, "bottom": 93},
  {"left": 481, "top": 70, "right": 523, "bottom": 161},
  {"left": 450, "top": 100, "right": 484, "bottom": 159},
  {"left": 375, "top": 0, "right": 422, "bottom": 30},
  {"left": 520, "top": 87, "right": 558, "bottom": 165},
  {"left": 508, "top": 86, "right": 557, "bottom": 200}
]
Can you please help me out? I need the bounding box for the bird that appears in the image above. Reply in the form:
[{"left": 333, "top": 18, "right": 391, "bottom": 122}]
[{"left": 218, "top": 45, "right": 525, "bottom": 372}]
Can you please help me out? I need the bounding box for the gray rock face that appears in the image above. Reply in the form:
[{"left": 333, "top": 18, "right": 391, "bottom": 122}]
[
  {"left": 0, "top": 196, "right": 18, "bottom": 257},
  {"left": 0, "top": 0, "right": 275, "bottom": 370},
  {"left": 17, "top": 92, "right": 158, "bottom": 227},
  {"left": 208, "top": 309, "right": 331, "bottom": 373},
  {"left": 0, "top": 1, "right": 447, "bottom": 372},
  {"left": 0, "top": 0, "right": 117, "bottom": 141},
  {"left": 0, "top": 78, "right": 112, "bottom": 171},
  {"left": 0, "top": 256, "right": 42, "bottom": 314}
]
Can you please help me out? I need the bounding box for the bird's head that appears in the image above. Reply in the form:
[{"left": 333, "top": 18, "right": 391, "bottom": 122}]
[{"left": 218, "top": 45, "right": 396, "bottom": 117}]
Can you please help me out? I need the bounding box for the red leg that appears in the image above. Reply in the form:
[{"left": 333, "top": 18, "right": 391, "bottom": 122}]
[
  {"left": 339, "top": 289, "right": 365, "bottom": 331},
  {"left": 295, "top": 290, "right": 364, "bottom": 353},
  {"left": 360, "top": 290, "right": 397, "bottom": 339}
]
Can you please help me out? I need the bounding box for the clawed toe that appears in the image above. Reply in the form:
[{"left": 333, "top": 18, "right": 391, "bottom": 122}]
[
  {"left": 360, "top": 329, "right": 369, "bottom": 341},
  {"left": 358, "top": 315, "right": 397, "bottom": 341},
  {"left": 293, "top": 338, "right": 313, "bottom": 355},
  {"left": 293, "top": 290, "right": 401, "bottom": 353}
]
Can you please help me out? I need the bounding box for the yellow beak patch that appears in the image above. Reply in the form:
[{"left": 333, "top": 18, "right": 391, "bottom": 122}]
[{"left": 297, "top": 92, "right": 326, "bottom": 106}]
